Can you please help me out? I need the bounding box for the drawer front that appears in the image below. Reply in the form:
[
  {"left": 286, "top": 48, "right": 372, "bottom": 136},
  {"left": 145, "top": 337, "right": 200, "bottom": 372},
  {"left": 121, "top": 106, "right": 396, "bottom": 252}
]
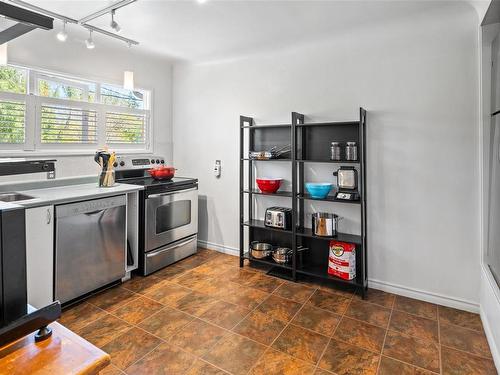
[{"left": 144, "top": 235, "right": 197, "bottom": 275}]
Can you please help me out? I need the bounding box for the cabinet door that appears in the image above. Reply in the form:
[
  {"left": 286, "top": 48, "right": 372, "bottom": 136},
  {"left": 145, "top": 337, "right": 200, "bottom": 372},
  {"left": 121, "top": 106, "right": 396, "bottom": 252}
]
[{"left": 26, "top": 205, "right": 54, "bottom": 308}]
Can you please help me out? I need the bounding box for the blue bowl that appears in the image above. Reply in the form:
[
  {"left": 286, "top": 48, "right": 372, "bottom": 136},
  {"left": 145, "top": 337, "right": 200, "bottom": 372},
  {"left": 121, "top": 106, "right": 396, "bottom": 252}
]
[{"left": 305, "top": 183, "right": 333, "bottom": 199}]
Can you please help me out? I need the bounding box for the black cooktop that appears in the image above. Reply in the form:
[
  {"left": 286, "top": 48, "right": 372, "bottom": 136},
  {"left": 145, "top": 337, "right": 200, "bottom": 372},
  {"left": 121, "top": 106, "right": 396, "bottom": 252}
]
[
  {"left": 118, "top": 176, "right": 195, "bottom": 187},
  {"left": 116, "top": 175, "right": 198, "bottom": 194}
]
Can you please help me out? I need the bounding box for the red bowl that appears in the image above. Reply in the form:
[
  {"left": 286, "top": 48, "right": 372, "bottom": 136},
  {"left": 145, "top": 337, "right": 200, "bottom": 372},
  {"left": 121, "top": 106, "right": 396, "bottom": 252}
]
[
  {"left": 148, "top": 166, "right": 176, "bottom": 180},
  {"left": 256, "top": 178, "right": 283, "bottom": 193}
]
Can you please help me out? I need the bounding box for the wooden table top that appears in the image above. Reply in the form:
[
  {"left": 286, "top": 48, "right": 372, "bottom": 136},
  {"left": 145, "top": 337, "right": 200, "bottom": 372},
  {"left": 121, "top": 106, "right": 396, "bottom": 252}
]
[{"left": 0, "top": 321, "right": 110, "bottom": 375}]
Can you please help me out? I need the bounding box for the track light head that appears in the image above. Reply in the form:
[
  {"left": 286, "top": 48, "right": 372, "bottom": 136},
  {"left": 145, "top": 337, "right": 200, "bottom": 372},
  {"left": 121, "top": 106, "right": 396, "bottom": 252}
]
[
  {"left": 56, "top": 21, "right": 68, "bottom": 42},
  {"left": 85, "top": 30, "right": 95, "bottom": 49},
  {"left": 110, "top": 10, "right": 121, "bottom": 33}
]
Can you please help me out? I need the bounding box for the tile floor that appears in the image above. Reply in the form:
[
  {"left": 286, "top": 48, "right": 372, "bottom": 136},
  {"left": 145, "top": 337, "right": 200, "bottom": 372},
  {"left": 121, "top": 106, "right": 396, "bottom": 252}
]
[{"left": 59, "top": 249, "right": 497, "bottom": 375}]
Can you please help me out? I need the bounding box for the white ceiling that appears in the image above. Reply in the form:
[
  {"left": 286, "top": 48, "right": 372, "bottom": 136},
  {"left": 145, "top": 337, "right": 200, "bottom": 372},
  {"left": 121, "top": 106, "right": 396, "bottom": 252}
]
[{"left": 21, "top": 0, "right": 482, "bottom": 63}]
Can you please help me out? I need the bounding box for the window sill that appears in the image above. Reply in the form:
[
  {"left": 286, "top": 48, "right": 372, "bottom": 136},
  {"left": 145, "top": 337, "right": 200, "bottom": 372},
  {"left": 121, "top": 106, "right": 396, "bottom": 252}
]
[{"left": 0, "top": 149, "right": 154, "bottom": 157}]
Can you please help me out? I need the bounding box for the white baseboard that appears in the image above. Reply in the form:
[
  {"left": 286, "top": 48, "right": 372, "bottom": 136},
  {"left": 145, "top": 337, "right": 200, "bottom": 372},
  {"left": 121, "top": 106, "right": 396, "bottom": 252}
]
[
  {"left": 198, "top": 240, "right": 480, "bottom": 313},
  {"left": 480, "top": 303, "right": 500, "bottom": 370},
  {"left": 198, "top": 239, "right": 239, "bottom": 257},
  {"left": 480, "top": 266, "right": 500, "bottom": 370},
  {"left": 369, "top": 278, "right": 479, "bottom": 313}
]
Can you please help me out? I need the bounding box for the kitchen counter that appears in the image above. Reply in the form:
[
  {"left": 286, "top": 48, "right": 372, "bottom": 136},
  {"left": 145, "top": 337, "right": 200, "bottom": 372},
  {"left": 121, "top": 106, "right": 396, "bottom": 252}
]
[
  {"left": 17, "top": 182, "right": 143, "bottom": 208},
  {"left": 0, "top": 177, "right": 143, "bottom": 208},
  {"left": 0, "top": 321, "right": 110, "bottom": 375}
]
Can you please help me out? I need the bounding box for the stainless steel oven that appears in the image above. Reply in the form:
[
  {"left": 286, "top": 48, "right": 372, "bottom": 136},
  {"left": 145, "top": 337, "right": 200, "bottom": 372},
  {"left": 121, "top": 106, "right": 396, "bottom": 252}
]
[
  {"left": 145, "top": 187, "right": 198, "bottom": 252},
  {"left": 114, "top": 154, "right": 198, "bottom": 276}
]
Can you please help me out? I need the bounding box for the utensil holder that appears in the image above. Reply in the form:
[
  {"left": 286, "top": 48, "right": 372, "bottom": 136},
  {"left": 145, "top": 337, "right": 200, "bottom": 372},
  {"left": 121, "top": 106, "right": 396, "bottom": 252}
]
[{"left": 99, "top": 170, "right": 115, "bottom": 188}]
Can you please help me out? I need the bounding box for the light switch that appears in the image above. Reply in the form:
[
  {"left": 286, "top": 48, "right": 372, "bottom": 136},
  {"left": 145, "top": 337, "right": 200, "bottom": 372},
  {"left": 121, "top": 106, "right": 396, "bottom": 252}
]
[{"left": 214, "top": 160, "right": 221, "bottom": 177}]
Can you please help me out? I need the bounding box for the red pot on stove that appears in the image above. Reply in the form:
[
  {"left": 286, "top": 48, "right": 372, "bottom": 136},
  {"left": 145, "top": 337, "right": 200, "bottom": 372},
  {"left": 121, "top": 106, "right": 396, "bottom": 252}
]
[{"left": 148, "top": 166, "right": 176, "bottom": 180}]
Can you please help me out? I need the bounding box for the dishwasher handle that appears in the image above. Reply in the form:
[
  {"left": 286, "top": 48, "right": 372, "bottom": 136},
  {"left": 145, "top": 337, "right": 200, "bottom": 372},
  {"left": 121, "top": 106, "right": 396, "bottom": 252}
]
[
  {"left": 56, "top": 195, "right": 127, "bottom": 218},
  {"left": 84, "top": 209, "right": 106, "bottom": 216}
]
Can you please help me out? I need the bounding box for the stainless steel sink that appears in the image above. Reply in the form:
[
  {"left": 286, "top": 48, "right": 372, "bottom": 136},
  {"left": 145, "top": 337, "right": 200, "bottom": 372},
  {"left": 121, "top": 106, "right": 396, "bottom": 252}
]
[{"left": 0, "top": 192, "right": 35, "bottom": 202}]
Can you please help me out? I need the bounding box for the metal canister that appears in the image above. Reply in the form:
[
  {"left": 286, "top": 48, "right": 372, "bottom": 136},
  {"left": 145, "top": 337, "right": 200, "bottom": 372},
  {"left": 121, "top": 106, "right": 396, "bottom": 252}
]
[
  {"left": 345, "top": 142, "right": 358, "bottom": 161},
  {"left": 330, "top": 142, "right": 341, "bottom": 161}
]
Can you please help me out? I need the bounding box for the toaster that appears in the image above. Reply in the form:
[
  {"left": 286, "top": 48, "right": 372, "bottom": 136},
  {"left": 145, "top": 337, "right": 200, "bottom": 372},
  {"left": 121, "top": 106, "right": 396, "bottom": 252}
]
[{"left": 265, "top": 207, "right": 292, "bottom": 230}]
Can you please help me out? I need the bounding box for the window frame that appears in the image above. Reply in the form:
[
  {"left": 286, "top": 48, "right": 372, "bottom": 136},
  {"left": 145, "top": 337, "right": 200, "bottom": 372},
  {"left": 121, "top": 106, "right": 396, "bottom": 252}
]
[{"left": 0, "top": 64, "right": 153, "bottom": 155}]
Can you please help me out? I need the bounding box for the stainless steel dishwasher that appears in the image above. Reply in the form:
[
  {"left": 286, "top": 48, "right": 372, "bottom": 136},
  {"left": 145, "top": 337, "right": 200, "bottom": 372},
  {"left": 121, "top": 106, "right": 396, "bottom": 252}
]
[{"left": 55, "top": 195, "right": 126, "bottom": 304}]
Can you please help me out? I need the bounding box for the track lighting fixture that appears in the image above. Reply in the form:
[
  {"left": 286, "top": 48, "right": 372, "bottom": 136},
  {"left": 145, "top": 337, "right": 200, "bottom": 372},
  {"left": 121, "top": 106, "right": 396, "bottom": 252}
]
[
  {"left": 7, "top": 0, "right": 139, "bottom": 48},
  {"left": 110, "top": 9, "right": 121, "bottom": 33},
  {"left": 85, "top": 30, "right": 95, "bottom": 49},
  {"left": 56, "top": 21, "right": 68, "bottom": 42}
]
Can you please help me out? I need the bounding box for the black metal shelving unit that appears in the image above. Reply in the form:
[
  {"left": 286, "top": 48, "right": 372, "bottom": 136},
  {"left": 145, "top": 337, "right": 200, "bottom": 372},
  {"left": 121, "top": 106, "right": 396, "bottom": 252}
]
[{"left": 239, "top": 108, "right": 368, "bottom": 297}]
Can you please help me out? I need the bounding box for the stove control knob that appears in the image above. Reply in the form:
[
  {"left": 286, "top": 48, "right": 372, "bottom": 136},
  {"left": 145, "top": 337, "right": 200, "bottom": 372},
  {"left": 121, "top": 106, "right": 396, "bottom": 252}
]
[
  {"left": 119, "top": 161, "right": 125, "bottom": 167},
  {"left": 113, "top": 162, "right": 118, "bottom": 168},
  {"left": 156, "top": 159, "right": 160, "bottom": 164},
  {"left": 151, "top": 159, "right": 155, "bottom": 164},
  {"left": 160, "top": 160, "right": 165, "bottom": 164}
]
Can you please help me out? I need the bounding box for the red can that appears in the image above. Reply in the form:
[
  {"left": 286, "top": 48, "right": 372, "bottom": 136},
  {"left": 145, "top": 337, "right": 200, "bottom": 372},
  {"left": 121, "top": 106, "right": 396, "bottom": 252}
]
[{"left": 328, "top": 241, "right": 356, "bottom": 280}]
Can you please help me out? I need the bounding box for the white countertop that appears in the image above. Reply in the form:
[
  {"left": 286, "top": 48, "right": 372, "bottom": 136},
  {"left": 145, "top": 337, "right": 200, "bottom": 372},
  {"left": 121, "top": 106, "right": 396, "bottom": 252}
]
[{"left": 2, "top": 182, "right": 143, "bottom": 209}]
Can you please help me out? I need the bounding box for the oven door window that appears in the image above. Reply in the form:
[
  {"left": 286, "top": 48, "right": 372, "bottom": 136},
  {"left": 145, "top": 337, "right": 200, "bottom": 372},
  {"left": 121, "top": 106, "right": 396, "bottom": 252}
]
[{"left": 156, "top": 200, "right": 192, "bottom": 234}]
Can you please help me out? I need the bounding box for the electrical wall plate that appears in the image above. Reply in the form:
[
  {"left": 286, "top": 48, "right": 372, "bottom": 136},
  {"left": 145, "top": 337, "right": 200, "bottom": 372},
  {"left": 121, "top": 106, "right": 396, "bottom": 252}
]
[{"left": 214, "top": 160, "right": 221, "bottom": 177}]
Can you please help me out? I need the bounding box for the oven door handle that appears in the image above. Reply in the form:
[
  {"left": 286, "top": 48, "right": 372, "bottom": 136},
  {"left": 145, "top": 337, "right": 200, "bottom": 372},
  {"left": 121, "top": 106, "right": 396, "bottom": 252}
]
[
  {"left": 146, "top": 236, "right": 197, "bottom": 258},
  {"left": 148, "top": 187, "right": 198, "bottom": 199}
]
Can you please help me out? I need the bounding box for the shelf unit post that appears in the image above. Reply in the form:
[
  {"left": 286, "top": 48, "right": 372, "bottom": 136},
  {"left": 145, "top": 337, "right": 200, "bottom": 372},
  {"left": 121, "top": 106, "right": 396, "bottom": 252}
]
[
  {"left": 239, "top": 115, "right": 253, "bottom": 267},
  {"left": 292, "top": 112, "right": 304, "bottom": 282},
  {"left": 359, "top": 107, "right": 368, "bottom": 295}
]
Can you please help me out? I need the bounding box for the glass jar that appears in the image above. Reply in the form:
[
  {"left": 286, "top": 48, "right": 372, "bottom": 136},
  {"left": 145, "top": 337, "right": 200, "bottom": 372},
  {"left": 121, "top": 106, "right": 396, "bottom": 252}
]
[
  {"left": 330, "top": 142, "right": 341, "bottom": 161},
  {"left": 345, "top": 142, "right": 358, "bottom": 161},
  {"left": 98, "top": 170, "right": 115, "bottom": 187}
]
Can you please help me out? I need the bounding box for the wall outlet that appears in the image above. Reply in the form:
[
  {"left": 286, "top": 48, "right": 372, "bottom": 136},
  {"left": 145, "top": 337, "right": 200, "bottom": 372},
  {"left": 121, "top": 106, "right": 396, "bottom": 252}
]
[
  {"left": 47, "top": 170, "right": 55, "bottom": 179},
  {"left": 214, "top": 160, "right": 221, "bottom": 178}
]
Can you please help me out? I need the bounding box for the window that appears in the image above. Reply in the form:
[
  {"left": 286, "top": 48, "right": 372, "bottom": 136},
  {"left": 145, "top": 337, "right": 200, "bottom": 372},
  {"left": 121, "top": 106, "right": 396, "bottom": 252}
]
[
  {"left": 41, "top": 105, "right": 97, "bottom": 144},
  {"left": 106, "top": 112, "right": 147, "bottom": 144},
  {"left": 0, "top": 65, "right": 151, "bottom": 152},
  {"left": 0, "top": 101, "right": 25, "bottom": 144},
  {"left": 0, "top": 66, "right": 27, "bottom": 94},
  {"left": 37, "top": 74, "right": 96, "bottom": 103},
  {"left": 100, "top": 83, "right": 148, "bottom": 109}
]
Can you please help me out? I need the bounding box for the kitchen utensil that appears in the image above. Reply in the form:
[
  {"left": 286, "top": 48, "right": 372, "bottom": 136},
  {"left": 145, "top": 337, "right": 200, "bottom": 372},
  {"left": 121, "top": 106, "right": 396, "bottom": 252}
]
[
  {"left": 249, "top": 151, "right": 273, "bottom": 160},
  {"left": 265, "top": 207, "right": 292, "bottom": 230},
  {"left": 272, "top": 247, "right": 292, "bottom": 264},
  {"left": 345, "top": 142, "right": 358, "bottom": 161},
  {"left": 305, "top": 183, "right": 333, "bottom": 199},
  {"left": 99, "top": 170, "right": 115, "bottom": 187},
  {"left": 333, "top": 166, "right": 359, "bottom": 200},
  {"left": 148, "top": 166, "right": 176, "bottom": 180},
  {"left": 95, "top": 149, "right": 115, "bottom": 187},
  {"left": 256, "top": 178, "right": 283, "bottom": 193},
  {"left": 333, "top": 166, "right": 358, "bottom": 190},
  {"left": 312, "top": 212, "right": 342, "bottom": 237},
  {"left": 101, "top": 152, "right": 116, "bottom": 187},
  {"left": 249, "top": 241, "right": 273, "bottom": 259},
  {"left": 272, "top": 246, "right": 308, "bottom": 265},
  {"left": 249, "top": 144, "right": 291, "bottom": 160},
  {"left": 330, "top": 142, "right": 341, "bottom": 161}
]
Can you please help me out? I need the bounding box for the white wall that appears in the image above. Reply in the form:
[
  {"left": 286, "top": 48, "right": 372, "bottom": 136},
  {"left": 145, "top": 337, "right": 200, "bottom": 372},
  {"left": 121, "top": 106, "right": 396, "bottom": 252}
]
[
  {"left": 0, "top": 29, "right": 173, "bottom": 181},
  {"left": 173, "top": 2, "right": 480, "bottom": 308}
]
